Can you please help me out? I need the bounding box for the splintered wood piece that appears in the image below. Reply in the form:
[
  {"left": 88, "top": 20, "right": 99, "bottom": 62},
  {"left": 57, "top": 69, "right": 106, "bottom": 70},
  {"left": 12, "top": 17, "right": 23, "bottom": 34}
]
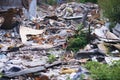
[
  {"left": 4, "top": 66, "right": 45, "bottom": 77},
  {"left": 97, "top": 43, "right": 108, "bottom": 54},
  {"left": 113, "top": 44, "right": 120, "bottom": 50},
  {"left": 19, "top": 26, "right": 45, "bottom": 43},
  {"left": 106, "top": 31, "right": 120, "bottom": 40}
]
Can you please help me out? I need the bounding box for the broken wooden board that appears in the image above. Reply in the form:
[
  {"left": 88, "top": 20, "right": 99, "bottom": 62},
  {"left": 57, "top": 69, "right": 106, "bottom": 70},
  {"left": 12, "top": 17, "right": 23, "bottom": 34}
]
[
  {"left": 75, "top": 49, "right": 106, "bottom": 59},
  {"left": 19, "top": 44, "right": 54, "bottom": 51},
  {"left": 63, "top": 15, "right": 83, "bottom": 20},
  {"left": 4, "top": 61, "right": 63, "bottom": 78},
  {"left": 4, "top": 66, "right": 45, "bottom": 77},
  {"left": 113, "top": 44, "right": 120, "bottom": 50},
  {"left": 30, "top": 44, "right": 54, "bottom": 49},
  {"left": 97, "top": 43, "right": 108, "bottom": 54},
  {"left": 19, "top": 26, "right": 45, "bottom": 44},
  {"left": 45, "top": 61, "right": 62, "bottom": 69},
  {"left": 94, "top": 26, "right": 120, "bottom": 42},
  {"left": 105, "top": 31, "right": 120, "bottom": 40}
]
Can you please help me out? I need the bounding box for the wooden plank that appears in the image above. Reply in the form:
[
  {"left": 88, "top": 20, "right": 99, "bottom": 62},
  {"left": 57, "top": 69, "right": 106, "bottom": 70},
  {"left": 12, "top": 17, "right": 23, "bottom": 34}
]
[
  {"left": 76, "top": 49, "right": 106, "bottom": 59},
  {"left": 97, "top": 43, "right": 108, "bottom": 54},
  {"left": 4, "top": 62, "right": 63, "bottom": 78},
  {"left": 45, "top": 61, "right": 62, "bottom": 69},
  {"left": 4, "top": 66, "right": 45, "bottom": 77},
  {"left": 63, "top": 15, "right": 83, "bottom": 20}
]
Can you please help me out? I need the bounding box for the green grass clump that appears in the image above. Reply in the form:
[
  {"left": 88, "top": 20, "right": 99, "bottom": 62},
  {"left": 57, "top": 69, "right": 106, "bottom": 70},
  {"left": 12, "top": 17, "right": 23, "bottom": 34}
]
[
  {"left": 98, "top": 0, "right": 120, "bottom": 23},
  {"left": 67, "top": 24, "right": 88, "bottom": 52},
  {"left": 47, "top": 54, "right": 56, "bottom": 63},
  {"left": 85, "top": 61, "right": 120, "bottom": 80},
  {"left": 67, "top": 31, "right": 88, "bottom": 52}
]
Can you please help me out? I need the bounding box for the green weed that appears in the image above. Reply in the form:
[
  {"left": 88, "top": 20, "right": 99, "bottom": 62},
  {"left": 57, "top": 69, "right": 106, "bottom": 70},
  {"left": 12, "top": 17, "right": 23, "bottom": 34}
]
[
  {"left": 85, "top": 61, "right": 120, "bottom": 80},
  {"left": 47, "top": 54, "right": 56, "bottom": 63},
  {"left": 67, "top": 24, "right": 88, "bottom": 52}
]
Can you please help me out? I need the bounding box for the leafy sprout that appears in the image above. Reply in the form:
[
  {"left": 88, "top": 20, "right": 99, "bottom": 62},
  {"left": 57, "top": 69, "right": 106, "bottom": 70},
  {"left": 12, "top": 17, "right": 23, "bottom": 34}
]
[{"left": 47, "top": 54, "right": 56, "bottom": 63}]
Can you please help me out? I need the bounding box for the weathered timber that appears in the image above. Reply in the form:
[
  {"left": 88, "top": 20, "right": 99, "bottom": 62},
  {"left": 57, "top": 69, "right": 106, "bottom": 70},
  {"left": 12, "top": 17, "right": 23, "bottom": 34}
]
[
  {"left": 45, "top": 61, "right": 62, "bottom": 68},
  {"left": 75, "top": 49, "right": 106, "bottom": 59},
  {"left": 4, "top": 66, "right": 45, "bottom": 78},
  {"left": 4, "top": 61, "right": 64, "bottom": 78}
]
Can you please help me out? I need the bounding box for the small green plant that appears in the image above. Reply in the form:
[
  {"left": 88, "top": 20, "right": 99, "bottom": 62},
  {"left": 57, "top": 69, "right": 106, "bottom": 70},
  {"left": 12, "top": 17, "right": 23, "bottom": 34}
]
[
  {"left": 67, "top": 28, "right": 88, "bottom": 52},
  {"left": 84, "top": 61, "right": 120, "bottom": 80},
  {"left": 47, "top": 54, "right": 56, "bottom": 63},
  {"left": 67, "top": 36, "right": 87, "bottom": 52}
]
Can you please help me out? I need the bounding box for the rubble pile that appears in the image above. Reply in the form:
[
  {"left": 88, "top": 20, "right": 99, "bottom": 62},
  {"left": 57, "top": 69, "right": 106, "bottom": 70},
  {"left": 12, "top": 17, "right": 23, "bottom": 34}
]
[
  {"left": 55, "top": 2, "right": 98, "bottom": 19},
  {"left": 0, "top": 2, "right": 120, "bottom": 80}
]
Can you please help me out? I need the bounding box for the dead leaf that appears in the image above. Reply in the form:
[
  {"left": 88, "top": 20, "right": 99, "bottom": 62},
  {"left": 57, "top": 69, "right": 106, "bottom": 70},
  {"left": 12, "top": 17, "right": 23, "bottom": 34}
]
[
  {"left": 35, "top": 75, "right": 49, "bottom": 80},
  {"left": 60, "top": 68, "right": 77, "bottom": 74},
  {"left": 4, "top": 33, "right": 11, "bottom": 37}
]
